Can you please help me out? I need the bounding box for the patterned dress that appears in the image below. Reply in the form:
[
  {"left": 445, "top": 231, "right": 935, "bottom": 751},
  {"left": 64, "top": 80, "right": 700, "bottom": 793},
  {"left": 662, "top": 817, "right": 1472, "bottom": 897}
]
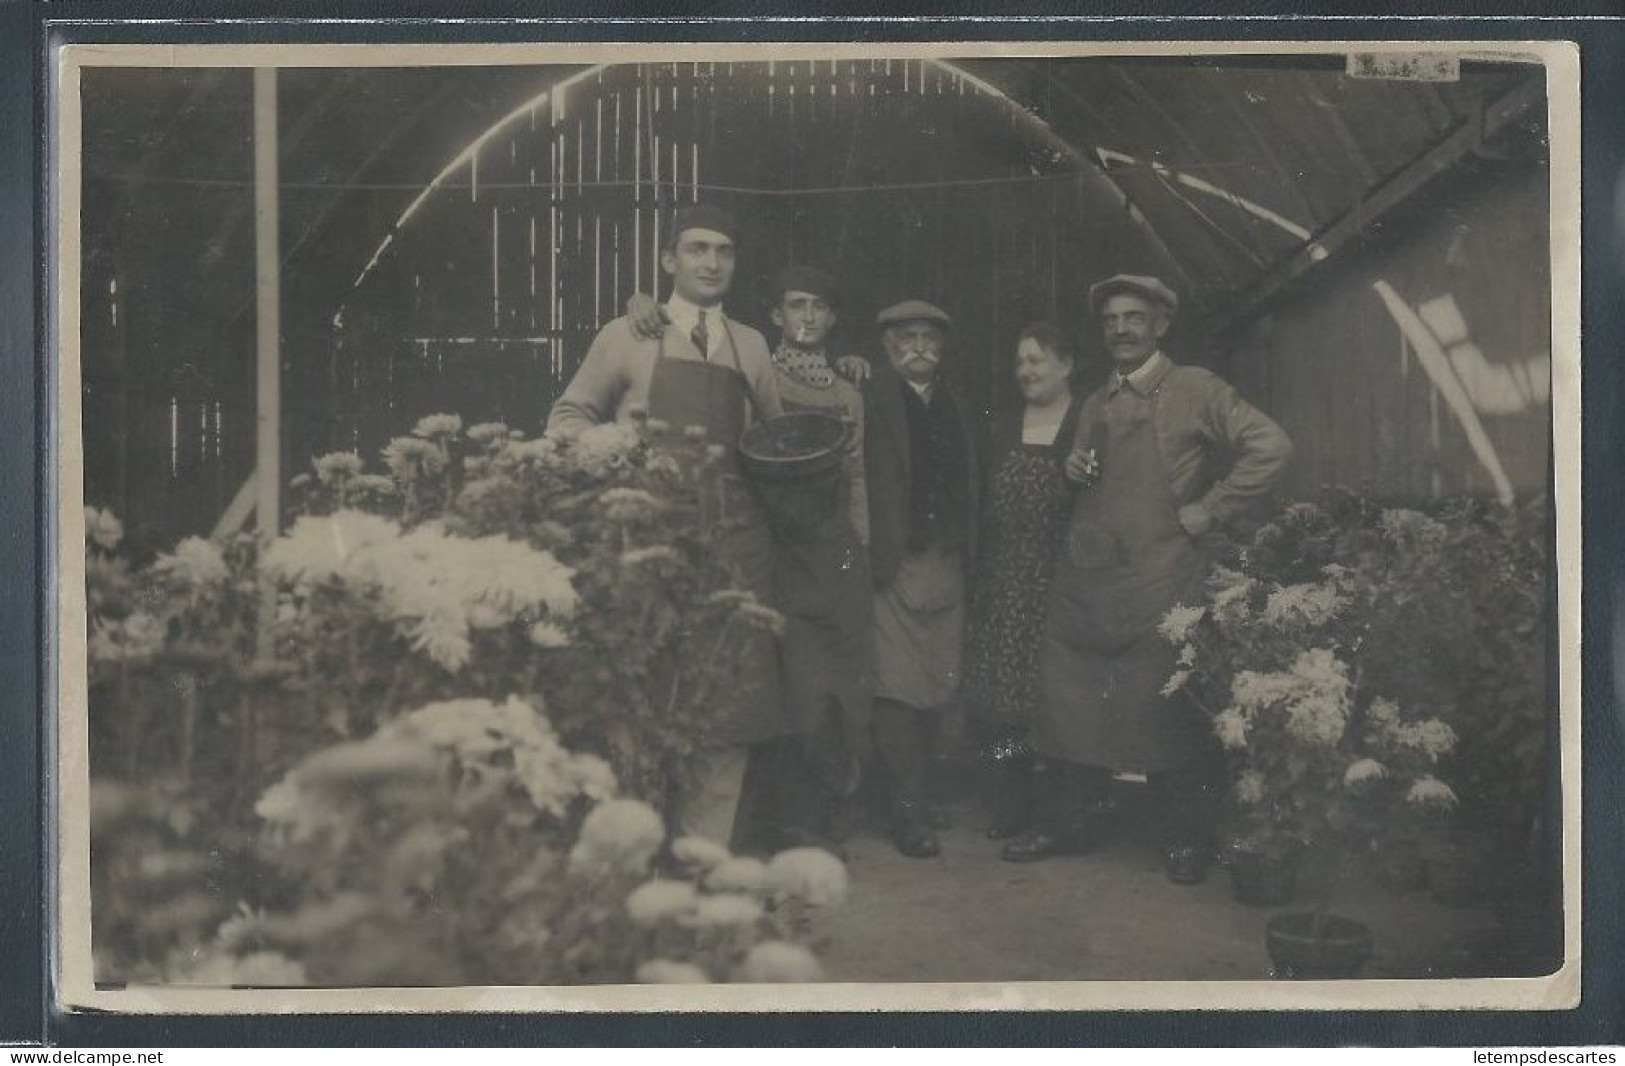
[{"left": 962, "top": 399, "right": 1081, "bottom": 736}]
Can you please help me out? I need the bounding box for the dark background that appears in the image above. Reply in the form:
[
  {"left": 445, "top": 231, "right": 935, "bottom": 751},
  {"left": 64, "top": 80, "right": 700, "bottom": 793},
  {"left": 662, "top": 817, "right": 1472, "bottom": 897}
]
[{"left": 6, "top": 1, "right": 1624, "bottom": 1048}]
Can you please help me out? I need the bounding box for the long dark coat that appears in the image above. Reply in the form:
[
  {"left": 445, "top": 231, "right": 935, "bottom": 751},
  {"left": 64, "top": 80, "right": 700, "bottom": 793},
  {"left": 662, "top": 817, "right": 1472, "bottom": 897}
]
[{"left": 862, "top": 360, "right": 983, "bottom": 592}]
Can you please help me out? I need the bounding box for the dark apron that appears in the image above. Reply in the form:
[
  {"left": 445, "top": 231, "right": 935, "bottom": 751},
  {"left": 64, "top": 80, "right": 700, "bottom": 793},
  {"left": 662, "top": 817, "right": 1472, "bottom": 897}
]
[
  {"left": 1035, "top": 387, "right": 1210, "bottom": 772},
  {"left": 646, "top": 328, "right": 784, "bottom": 746}
]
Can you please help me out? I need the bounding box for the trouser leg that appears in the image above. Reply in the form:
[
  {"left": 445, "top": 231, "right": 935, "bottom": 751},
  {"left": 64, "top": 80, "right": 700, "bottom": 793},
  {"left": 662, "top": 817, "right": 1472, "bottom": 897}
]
[
  {"left": 1148, "top": 756, "right": 1222, "bottom": 850},
  {"left": 684, "top": 747, "right": 750, "bottom": 848},
  {"left": 871, "top": 697, "right": 940, "bottom": 858},
  {"left": 1149, "top": 754, "right": 1222, "bottom": 884},
  {"left": 1034, "top": 760, "right": 1111, "bottom": 833},
  {"left": 872, "top": 698, "right": 928, "bottom": 804},
  {"left": 1001, "top": 759, "right": 1110, "bottom": 861}
]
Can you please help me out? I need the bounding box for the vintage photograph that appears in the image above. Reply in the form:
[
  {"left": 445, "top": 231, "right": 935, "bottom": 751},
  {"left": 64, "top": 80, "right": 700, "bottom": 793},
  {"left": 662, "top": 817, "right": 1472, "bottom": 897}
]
[{"left": 57, "top": 42, "right": 1579, "bottom": 1011}]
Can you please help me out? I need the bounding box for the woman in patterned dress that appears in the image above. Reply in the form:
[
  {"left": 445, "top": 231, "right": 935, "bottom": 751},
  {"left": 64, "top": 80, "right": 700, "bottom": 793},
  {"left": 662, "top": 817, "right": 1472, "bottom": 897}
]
[{"left": 962, "top": 322, "right": 1082, "bottom": 840}]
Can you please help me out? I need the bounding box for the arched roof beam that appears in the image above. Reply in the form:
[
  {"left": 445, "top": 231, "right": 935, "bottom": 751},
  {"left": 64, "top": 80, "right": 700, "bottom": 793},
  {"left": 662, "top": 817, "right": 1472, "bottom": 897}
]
[{"left": 1212, "top": 72, "right": 1546, "bottom": 339}]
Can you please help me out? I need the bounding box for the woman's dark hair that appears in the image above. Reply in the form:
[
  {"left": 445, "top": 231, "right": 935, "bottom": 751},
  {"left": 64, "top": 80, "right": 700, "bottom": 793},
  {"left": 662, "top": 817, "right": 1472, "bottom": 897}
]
[{"left": 1016, "top": 320, "right": 1077, "bottom": 367}]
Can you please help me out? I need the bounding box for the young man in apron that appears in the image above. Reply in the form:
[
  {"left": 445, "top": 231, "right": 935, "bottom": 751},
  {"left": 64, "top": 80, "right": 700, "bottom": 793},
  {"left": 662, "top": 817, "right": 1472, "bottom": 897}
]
[
  {"left": 546, "top": 204, "right": 785, "bottom": 848},
  {"left": 1010, "top": 275, "right": 1293, "bottom": 885}
]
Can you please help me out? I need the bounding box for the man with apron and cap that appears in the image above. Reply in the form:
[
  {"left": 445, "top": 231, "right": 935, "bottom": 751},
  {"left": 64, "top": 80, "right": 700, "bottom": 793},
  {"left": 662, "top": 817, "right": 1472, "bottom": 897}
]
[
  {"left": 547, "top": 204, "right": 784, "bottom": 848},
  {"left": 863, "top": 300, "right": 982, "bottom": 859},
  {"left": 1010, "top": 274, "right": 1292, "bottom": 884}
]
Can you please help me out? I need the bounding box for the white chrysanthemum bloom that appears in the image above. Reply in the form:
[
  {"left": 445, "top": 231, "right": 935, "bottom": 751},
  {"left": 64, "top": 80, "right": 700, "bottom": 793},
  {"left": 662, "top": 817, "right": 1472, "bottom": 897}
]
[
  {"left": 1210, "top": 581, "right": 1253, "bottom": 626},
  {"left": 1235, "top": 770, "right": 1266, "bottom": 805},
  {"left": 1380, "top": 508, "right": 1448, "bottom": 551},
  {"left": 529, "top": 621, "right": 571, "bottom": 648},
  {"left": 407, "top": 611, "right": 474, "bottom": 673},
  {"left": 625, "top": 879, "right": 701, "bottom": 926},
  {"left": 1213, "top": 707, "right": 1250, "bottom": 750},
  {"left": 646, "top": 454, "right": 682, "bottom": 479},
  {"left": 1157, "top": 603, "right": 1206, "bottom": 645},
  {"left": 569, "top": 799, "right": 666, "bottom": 876},
  {"left": 503, "top": 436, "right": 563, "bottom": 469},
  {"left": 382, "top": 436, "right": 447, "bottom": 481},
  {"left": 412, "top": 413, "right": 463, "bottom": 440},
  {"left": 92, "top": 611, "right": 166, "bottom": 662},
  {"left": 736, "top": 602, "right": 788, "bottom": 637},
  {"left": 671, "top": 836, "right": 731, "bottom": 871},
  {"left": 635, "top": 959, "right": 711, "bottom": 985},
  {"left": 1290, "top": 648, "right": 1351, "bottom": 695},
  {"left": 1367, "top": 696, "right": 1402, "bottom": 730},
  {"left": 261, "top": 510, "right": 401, "bottom": 585},
  {"left": 313, "top": 451, "right": 364, "bottom": 485},
  {"left": 1285, "top": 694, "right": 1347, "bottom": 747},
  {"left": 570, "top": 422, "right": 644, "bottom": 475},
  {"left": 1264, "top": 582, "right": 1345, "bottom": 628},
  {"left": 175, "top": 950, "right": 309, "bottom": 988},
  {"left": 85, "top": 506, "right": 124, "bottom": 552},
  {"left": 1282, "top": 502, "right": 1329, "bottom": 526},
  {"left": 1394, "top": 719, "right": 1459, "bottom": 762},
  {"left": 682, "top": 424, "right": 709, "bottom": 440},
  {"left": 467, "top": 603, "right": 508, "bottom": 631},
  {"left": 620, "top": 546, "right": 683, "bottom": 568},
  {"left": 737, "top": 941, "right": 824, "bottom": 983},
  {"left": 466, "top": 421, "right": 510, "bottom": 448},
  {"left": 765, "top": 848, "right": 849, "bottom": 907},
  {"left": 1406, "top": 776, "right": 1459, "bottom": 809},
  {"left": 395, "top": 697, "right": 615, "bottom": 816},
  {"left": 1230, "top": 670, "right": 1297, "bottom": 712},
  {"left": 1177, "top": 644, "right": 1198, "bottom": 667},
  {"left": 706, "top": 857, "right": 768, "bottom": 895},
  {"left": 350, "top": 474, "right": 397, "bottom": 496},
  {"left": 685, "top": 893, "right": 764, "bottom": 928},
  {"left": 598, "top": 487, "right": 664, "bottom": 523},
  {"left": 1343, "top": 758, "right": 1387, "bottom": 786},
  {"left": 1161, "top": 669, "right": 1191, "bottom": 697}
]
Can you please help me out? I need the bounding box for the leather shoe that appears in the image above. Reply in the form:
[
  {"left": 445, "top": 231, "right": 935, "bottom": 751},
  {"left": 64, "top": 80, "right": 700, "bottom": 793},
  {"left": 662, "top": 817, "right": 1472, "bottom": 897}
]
[
  {"left": 1000, "top": 826, "right": 1096, "bottom": 863},
  {"left": 891, "top": 802, "right": 941, "bottom": 859},
  {"left": 1164, "top": 842, "right": 1212, "bottom": 885}
]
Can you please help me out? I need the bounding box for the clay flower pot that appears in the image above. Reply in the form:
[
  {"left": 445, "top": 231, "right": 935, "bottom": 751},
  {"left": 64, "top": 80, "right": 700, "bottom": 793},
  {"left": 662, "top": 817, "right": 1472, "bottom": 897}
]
[
  {"left": 1228, "top": 847, "right": 1299, "bottom": 907},
  {"left": 1376, "top": 838, "right": 1429, "bottom": 892},
  {"left": 1266, "top": 912, "right": 1375, "bottom": 979},
  {"left": 1425, "top": 850, "right": 1487, "bottom": 908}
]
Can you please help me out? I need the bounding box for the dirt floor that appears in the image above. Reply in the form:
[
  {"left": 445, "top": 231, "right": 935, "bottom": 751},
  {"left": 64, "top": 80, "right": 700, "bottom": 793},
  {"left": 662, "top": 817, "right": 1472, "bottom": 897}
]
[{"left": 804, "top": 783, "right": 1540, "bottom": 983}]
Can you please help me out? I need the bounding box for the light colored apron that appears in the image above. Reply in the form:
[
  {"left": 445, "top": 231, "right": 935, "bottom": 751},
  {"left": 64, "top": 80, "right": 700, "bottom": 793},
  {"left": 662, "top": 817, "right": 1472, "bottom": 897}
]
[{"left": 1036, "top": 386, "right": 1210, "bottom": 772}]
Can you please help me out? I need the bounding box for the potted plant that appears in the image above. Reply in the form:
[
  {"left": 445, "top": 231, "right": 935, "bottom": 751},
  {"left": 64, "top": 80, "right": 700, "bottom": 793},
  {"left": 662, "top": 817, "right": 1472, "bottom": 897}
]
[{"left": 1161, "top": 495, "right": 1466, "bottom": 976}]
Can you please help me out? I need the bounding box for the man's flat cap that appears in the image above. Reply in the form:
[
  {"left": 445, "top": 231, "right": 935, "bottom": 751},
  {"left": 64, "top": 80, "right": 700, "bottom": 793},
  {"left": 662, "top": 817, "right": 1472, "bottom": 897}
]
[
  {"left": 669, "top": 204, "right": 741, "bottom": 246},
  {"left": 774, "top": 264, "right": 840, "bottom": 305},
  {"left": 1089, "top": 274, "right": 1179, "bottom": 316},
  {"left": 876, "top": 299, "right": 952, "bottom": 329}
]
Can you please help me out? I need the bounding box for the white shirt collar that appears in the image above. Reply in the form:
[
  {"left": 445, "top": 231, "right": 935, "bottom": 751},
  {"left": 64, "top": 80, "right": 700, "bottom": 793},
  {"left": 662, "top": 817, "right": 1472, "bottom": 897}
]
[
  {"left": 1114, "top": 350, "right": 1169, "bottom": 393},
  {"left": 664, "top": 294, "right": 725, "bottom": 355},
  {"left": 906, "top": 378, "right": 934, "bottom": 403}
]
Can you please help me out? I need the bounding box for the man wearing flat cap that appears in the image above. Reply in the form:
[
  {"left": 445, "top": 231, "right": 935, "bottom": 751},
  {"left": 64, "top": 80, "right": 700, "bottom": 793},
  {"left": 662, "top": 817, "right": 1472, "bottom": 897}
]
[
  {"left": 547, "top": 205, "right": 784, "bottom": 848},
  {"left": 863, "top": 299, "right": 982, "bottom": 858},
  {"left": 1010, "top": 274, "right": 1292, "bottom": 883}
]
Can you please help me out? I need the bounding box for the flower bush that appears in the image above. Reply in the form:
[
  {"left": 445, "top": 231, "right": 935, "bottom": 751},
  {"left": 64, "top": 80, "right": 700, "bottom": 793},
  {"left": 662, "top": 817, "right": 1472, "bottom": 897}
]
[
  {"left": 86, "top": 409, "right": 819, "bottom": 986},
  {"left": 1162, "top": 488, "right": 1549, "bottom": 883},
  {"left": 164, "top": 696, "right": 845, "bottom": 987}
]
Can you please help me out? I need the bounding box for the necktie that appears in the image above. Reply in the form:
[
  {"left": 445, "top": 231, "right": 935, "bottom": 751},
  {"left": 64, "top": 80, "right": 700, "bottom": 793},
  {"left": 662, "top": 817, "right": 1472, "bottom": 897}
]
[{"left": 691, "top": 311, "right": 710, "bottom": 358}]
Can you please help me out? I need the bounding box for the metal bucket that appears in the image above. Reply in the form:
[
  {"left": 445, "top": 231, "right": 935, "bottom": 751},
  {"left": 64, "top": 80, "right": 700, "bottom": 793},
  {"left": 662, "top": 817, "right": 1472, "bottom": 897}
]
[{"left": 738, "top": 412, "right": 853, "bottom": 540}]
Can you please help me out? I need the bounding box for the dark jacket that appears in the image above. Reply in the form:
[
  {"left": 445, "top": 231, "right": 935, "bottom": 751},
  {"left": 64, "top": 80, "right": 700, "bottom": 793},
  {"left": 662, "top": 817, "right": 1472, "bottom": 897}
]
[{"left": 863, "top": 360, "right": 983, "bottom": 590}]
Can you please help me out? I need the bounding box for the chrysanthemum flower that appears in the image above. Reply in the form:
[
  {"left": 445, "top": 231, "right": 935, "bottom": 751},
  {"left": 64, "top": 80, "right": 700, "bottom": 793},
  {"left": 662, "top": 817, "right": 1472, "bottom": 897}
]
[
  {"left": 625, "top": 879, "right": 700, "bottom": 925},
  {"left": 635, "top": 959, "right": 711, "bottom": 984},
  {"left": 765, "top": 848, "right": 849, "bottom": 907},
  {"left": 736, "top": 941, "right": 824, "bottom": 983}
]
